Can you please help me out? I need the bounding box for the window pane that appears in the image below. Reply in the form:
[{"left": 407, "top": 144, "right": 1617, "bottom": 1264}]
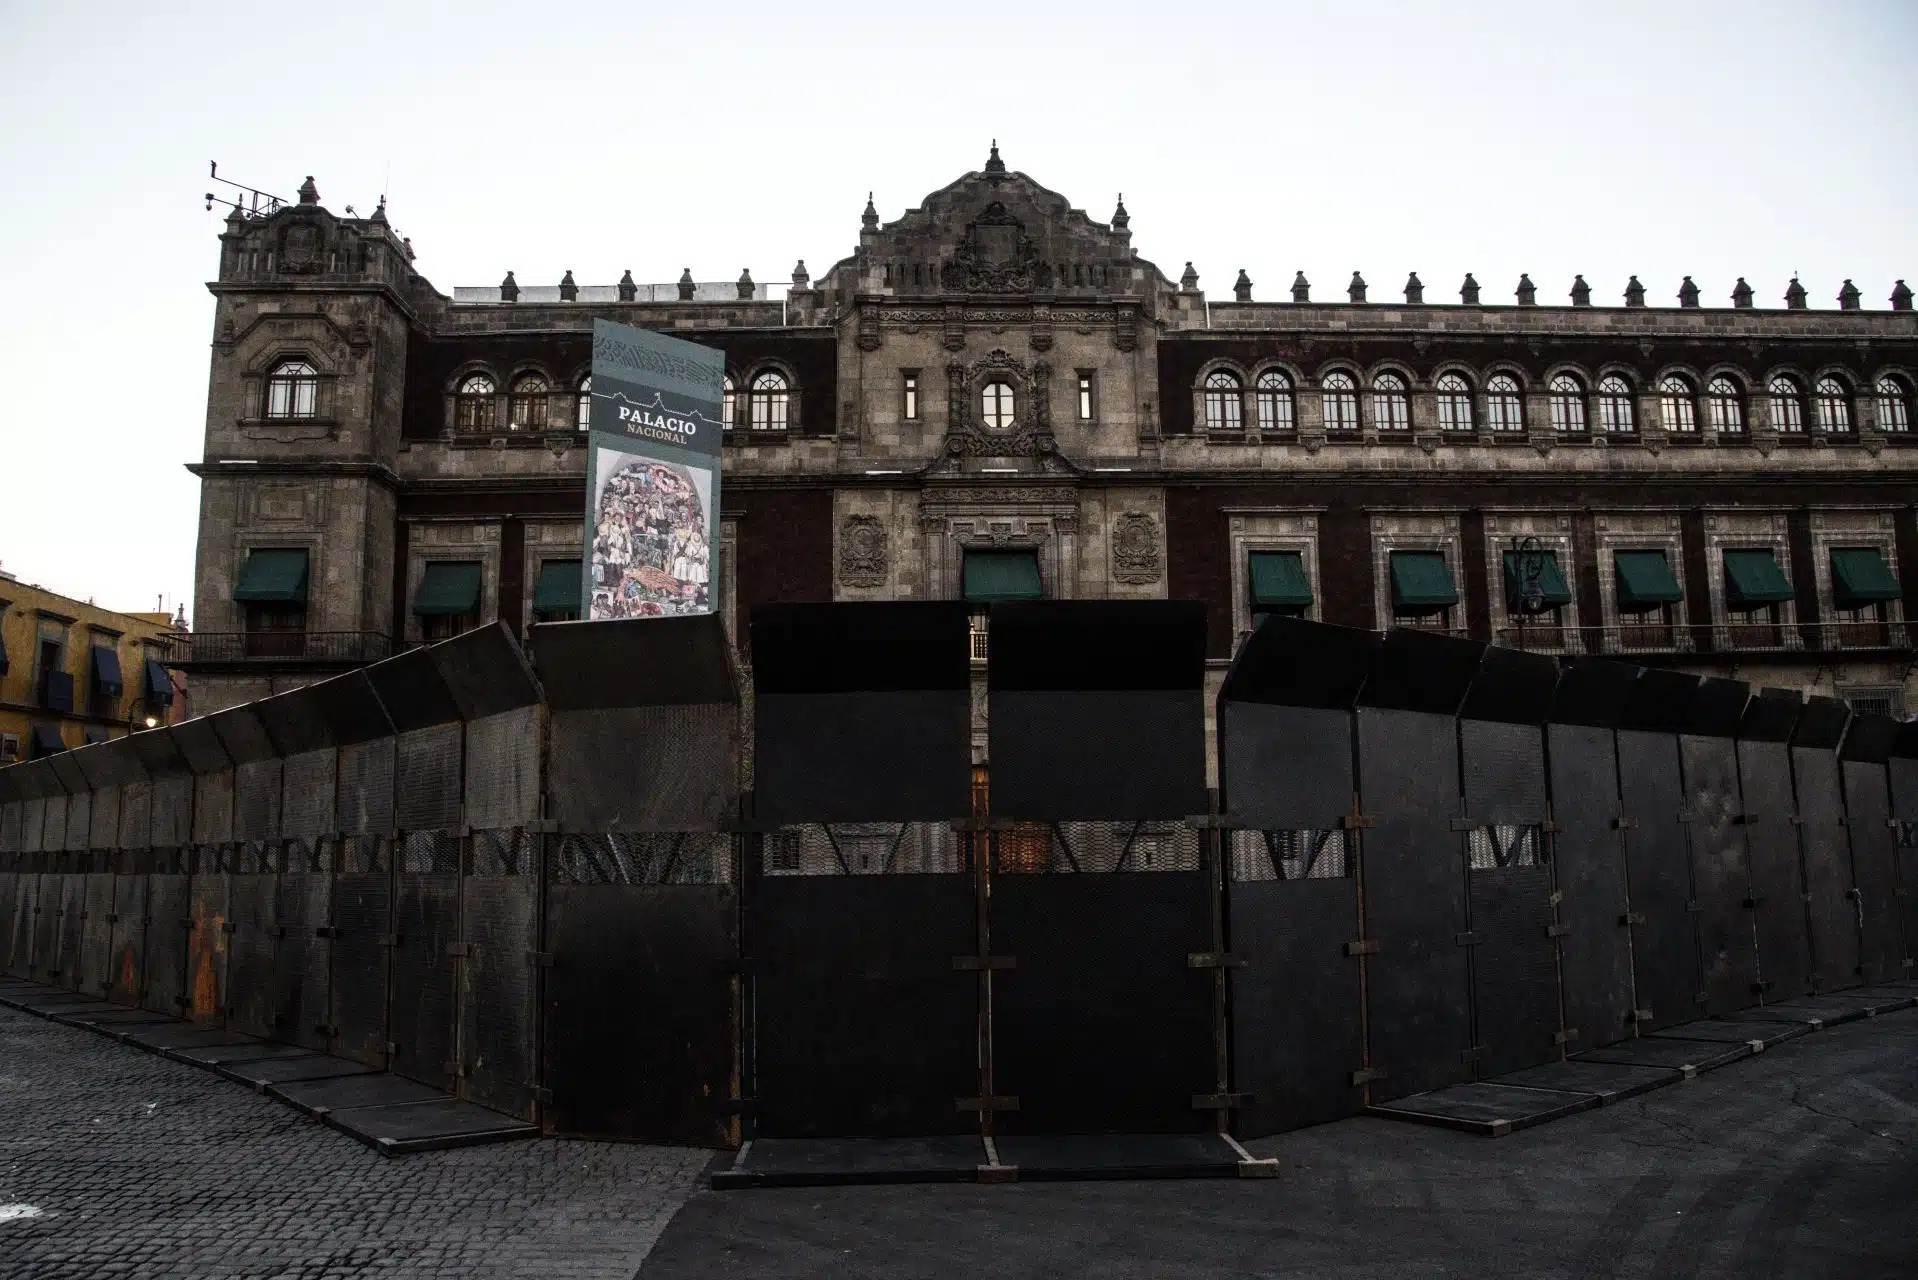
[{"left": 1877, "top": 379, "right": 1910, "bottom": 432}]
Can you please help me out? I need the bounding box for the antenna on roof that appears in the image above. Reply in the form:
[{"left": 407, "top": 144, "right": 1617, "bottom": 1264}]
[{"left": 203, "top": 161, "right": 288, "bottom": 218}]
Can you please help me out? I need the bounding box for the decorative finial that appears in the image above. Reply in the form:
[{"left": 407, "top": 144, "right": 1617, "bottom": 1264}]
[
  {"left": 618, "top": 269, "right": 636, "bottom": 302},
  {"left": 297, "top": 175, "right": 319, "bottom": 205},
  {"left": 368, "top": 197, "right": 388, "bottom": 225},
  {"left": 1460, "top": 273, "right": 1480, "bottom": 305},
  {"left": 984, "top": 140, "right": 1005, "bottom": 174},
  {"left": 1892, "top": 279, "right": 1913, "bottom": 311},
  {"left": 1404, "top": 272, "right": 1424, "bottom": 304},
  {"left": 1111, "top": 194, "right": 1129, "bottom": 232},
  {"left": 1624, "top": 274, "right": 1646, "bottom": 307},
  {"left": 499, "top": 271, "right": 518, "bottom": 303},
  {"left": 1291, "top": 271, "right": 1310, "bottom": 303},
  {"left": 737, "top": 268, "right": 755, "bottom": 300},
  {"left": 1180, "top": 261, "right": 1199, "bottom": 292},
  {"left": 1731, "top": 277, "right": 1753, "bottom": 308},
  {"left": 1348, "top": 271, "right": 1367, "bottom": 304},
  {"left": 559, "top": 270, "right": 577, "bottom": 302},
  {"left": 1784, "top": 274, "right": 1807, "bottom": 309},
  {"left": 1837, "top": 279, "right": 1861, "bottom": 311},
  {"left": 861, "top": 192, "right": 878, "bottom": 230},
  {"left": 678, "top": 268, "right": 695, "bottom": 301},
  {"left": 792, "top": 259, "right": 809, "bottom": 287},
  {"left": 1233, "top": 269, "right": 1252, "bottom": 302},
  {"left": 1676, "top": 275, "right": 1699, "bottom": 307},
  {"left": 401, "top": 236, "right": 414, "bottom": 261},
  {"left": 1570, "top": 274, "right": 1591, "bottom": 306},
  {"left": 1515, "top": 273, "right": 1536, "bottom": 306}
]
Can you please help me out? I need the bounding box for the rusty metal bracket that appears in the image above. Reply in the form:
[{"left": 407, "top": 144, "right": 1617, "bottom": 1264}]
[
  {"left": 1632, "top": 1008, "right": 1655, "bottom": 1023},
  {"left": 1186, "top": 952, "right": 1245, "bottom": 970},
  {"left": 1449, "top": 817, "right": 1479, "bottom": 833},
  {"left": 1553, "top": 1027, "right": 1579, "bottom": 1046},
  {"left": 1340, "top": 811, "right": 1377, "bottom": 831},
  {"left": 1545, "top": 923, "right": 1570, "bottom": 939},
  {"left": 1612, "top": 815, "right": 1637, "bottom": 830},
  {"left": 1620, "top": 911, "right": 1645, "bottom": 926},
  {"left": 445, "top": 942, "right": 473, "bottom": 959},
  {"left": 1349, "top": 1067, "right": 1385, "bottom": 1086},
  {"left": 1548, "top": 889, "right": 1564, "bottom": 906},
  {"left": 1343, "top": 939, "right": 1379, "bottom": 957}
]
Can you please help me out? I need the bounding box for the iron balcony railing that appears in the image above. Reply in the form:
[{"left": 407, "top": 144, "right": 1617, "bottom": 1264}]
[
  {"left": 1494, "top": 619, "right": 1911, "bottom": 658},
  {"left": 169, "top": 630, "right": 394, "bottom": 666}
]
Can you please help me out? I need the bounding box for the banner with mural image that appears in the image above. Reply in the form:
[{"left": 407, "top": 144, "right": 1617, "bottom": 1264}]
[{"left": 584, "top": 319, "right": 725, "bottom": 621}]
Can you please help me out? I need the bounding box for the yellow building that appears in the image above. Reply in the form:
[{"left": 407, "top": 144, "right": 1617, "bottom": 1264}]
[{"left": 0, "top": 567, "right": 188, "bottom": 763}]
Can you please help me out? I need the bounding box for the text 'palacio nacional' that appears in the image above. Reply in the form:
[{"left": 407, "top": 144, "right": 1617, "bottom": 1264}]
[{"left": 184, "top": 144, "right": 1918, "bottom": 751}]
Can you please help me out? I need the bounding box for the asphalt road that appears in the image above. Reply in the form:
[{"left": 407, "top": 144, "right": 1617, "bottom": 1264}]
[{"left": 641, "top": 1010, "right": 1918, "bottom": 1280}]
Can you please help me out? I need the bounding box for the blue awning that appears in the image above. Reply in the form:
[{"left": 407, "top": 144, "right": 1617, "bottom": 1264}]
[
  {"left": 30, "top": 725, "right": 65, "bottom": 756},
  {"left": 144, "top": 658, "right": 174, "bottom": 705},
  {"left": 90, "top": 645, "right": 124, "bottom": 698}
]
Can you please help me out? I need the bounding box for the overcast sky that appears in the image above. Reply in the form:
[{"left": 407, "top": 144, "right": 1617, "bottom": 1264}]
[{"left": 0, "top": 0, "right": 1912, "bottom": 617}]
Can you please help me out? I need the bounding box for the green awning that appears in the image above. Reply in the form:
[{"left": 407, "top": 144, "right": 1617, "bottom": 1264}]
[
  {"left": 963, "top": 550, "right": 1044, "bottom": 602},
  {"left": 232, "top": 548, "right": 310, "bottom": 604},
  {"left": 1831, "top": 547, "right": 1902, "bottom": 608},
  {"left": 1249, "top": 551, "right": 1313, "bottom": 609},
  {"left": 532, "top": 559, "right": 583, "bottom": 616},
  {"left": 1614, "top": 550, "right": 1685, "bottom": 612},
  {"left": 1501, "top": 550, "right": 1573, "bottom": 613},
  {"left": 89, "top": 645, "right": 123, "bottom": 698},
  {"left": 144, "top": 658, "right": 174, "bottom": 706},
  {"left": 413, "top": 561, "right": 483, "bottom": 616},
  {"left": 1388, "top": 550, "right": 1459, "bottom": 616},
  {"left": 1723, "top": 548, "right": 1795, "bottom": 609}
]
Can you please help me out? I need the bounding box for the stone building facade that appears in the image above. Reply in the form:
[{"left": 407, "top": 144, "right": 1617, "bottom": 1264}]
[{"left": 184, "top": 149, "right": 1918, "bottom": 765}]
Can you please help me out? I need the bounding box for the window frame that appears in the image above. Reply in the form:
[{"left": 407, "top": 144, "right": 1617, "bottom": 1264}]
[
  {"left": 1876, "top": 376, "right": 1912, "bottom": 433},
  {"left": 1436, "top": 372, "right": 1475, "bottom": 434},
  {"left": 1076, "top": 370, "right": 1096, "bottom": 422},
  {"left": 1371, "top": 371, "right": 1410, "bottom": 433},
  {"left": 1547, "top": 373, "right": 1587, "bottom": 434},
  {"left": 980, "top": 380, "right": 1017, "bottom": 431},
  {"left": 748, "top": 369, "right": 793, "bottom": 433},
  {"left": 902, "top": 370, "right": 921, "bottom": 422},
  {"left": 263, "top": 359, "right": 320, "bottom": 420},
  {"left": 1320, "top": 370, "right": 1360, "bottom": 434},
  {"left": 1484, "top": 373, "right": 1524, "bottom": 434},
  {"left": 1768, "top": 375, "right": 1806, "bottom": 434},
  {"left": 1813, "top": 376, "right": 1853, "bottom": 434},
  {"left": 1705, "top": 376, "right": 1745, "bottom": 434},
  {"left": 1254, "top": 369, "right": 1296, "bottom": 435},
  {"left": 454, "top": 372, "right": 498, "bottom": 433},
  {"left": 507, "top": 371, "right": 551, "bottom": 432},
  {"left": 1202, "top": 369, "right": 1244, "bottom": 434},
  {"left": 575, "top": 375, "right": 592, "bottom": 431},
  {"left": 1658, "top": 374, "right": 1699, "bottom": 434},
  {"left": 1596, "top": 374, "right": 1636, "bottom": 435}
]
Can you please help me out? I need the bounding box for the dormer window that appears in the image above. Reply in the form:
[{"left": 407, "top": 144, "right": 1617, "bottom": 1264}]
[{"left": 264, "top": 360, "right": 318, "bottom": 419}]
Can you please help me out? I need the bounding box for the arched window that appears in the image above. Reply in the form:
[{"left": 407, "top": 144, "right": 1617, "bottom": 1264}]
[
  {"left": 1768, "top": 376, "right": 1805, "bottom": 433},
  {"left": 1321, "top": 371, "right": 1359, "bottom": 433},
  {"left": 722, "top": 374, "right": 736, "bottom": 431},
  {"left": 1597, "top": 375, "right": 1635, "bottom": 434},
  {"left": 455, "top": 373, "right": 496, "bottom": 432},
  {"left": 1548, "top": 374, "right": 1587, "bottom": 433},
  {"left": 750, "top": 370, "right": 791, "bottom": 432},
  {"left": 980, "top": 381, "right": 1016, "bottom": 430},
  {"left": 508, "top": 373, "right": 550, "bottom": 431},
  {"left": 1371, "top": 372, "right": 1410, "bottom": 432},
  {"left": 1877, "top": 375, "right": 1913, "bottom": 433},
  {"left": 1658, "top": 374, "right": 1697, "bottom": 433},
  {"left": 1202, "top": 370, "right": 1243, "bottom": 433},
  {"left": 1813, "top": 376, "right": 1852, "bottom": 433},
  {"left": 575, "top": 376, "right": 592, "bottom": 431},
  {"left": 1706, "top": 377, "right": 1744, "bottom": 434},
  {"left": 1254, "top": 370, "right": 1295, "bottom": 434},
  {"left": 264, "top": 360, "right": 319, "bottom": 419},
  {"left": 1485, "top": 373, "right": 1523, "bottom": 433},
  {"left": 1436, "top": 373, "right": 1474, "bottom": 433}
]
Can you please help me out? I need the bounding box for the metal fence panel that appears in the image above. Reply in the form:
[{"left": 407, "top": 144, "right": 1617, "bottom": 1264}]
[
  {"left": 1358, "top": 707, "right": 1474, "bottom": 1100},
  {"left": 150, "top": 776, "right": 193, "bottom": 849},
  {"left": 1617, "top": 729, "right": 1699, "bottom": 1030},
  {"left": 1842, "top": 760, "right": 1903, "bottom": 984},
  {"left": 458, "top": 829, "right": 539, "bottom": 1120},
  {"left": 395, "top": 724, "right": 463, "bottom": 833},
  {"left": 1737, "top": 741, "right": 1811, "bottom": 1002},
  {"left": 141, "top": 855, "right": 190, "bottom": 1017},
  {"left": 330, "top": 835, "right": 392, "bottom": 1066},
  {"left": 337, "top": 739, "right": 395, "bottom": 837},
  {"left": 1681, "top": 735, "right": 1759, "bottom": 1016},
  {"left": 185, "top": 847, "right": 231, "bottom": 1024},
  {"left": 89, "top": 785, "right": 120, "bottom": 853},
  {"left": 1794, "top": 746, "right": 1858, "bottom": 992},
  {"left": 463, "top": 707, "right": 541, "bottom": 832},
  {"left": 80, "top": 864, "right": 115, "bottom": 996},
  {"left": 224, "top": 842, "right": 279, "bottom": 1037},
  {"left": 108, "top": 864, "right": 148, "bottom": 1005},
  {"left": 235, "top": 760, "right": 282, "bottom": 843},
  {"left": 64, "top": 792, "right": 91, "bottom": 854},
  {"left": 118, "top": 780, "right": 151, "bottom": 855},
  {"left": 390, "top": 831, "right": 462, "bottom": 1091},
  {"left": 1891, "top": 752, "right": 1918, "bottom": 974},
  {"left": 548, "top": 833, "right": 738, "bottom": 1143},
  {"left": 43, "top": 795, "right": 66, "bottom": 856},
  {"left": 274, "top": 837, "right": 332, "bottom": 1050},
  {"left": 193, "top": 773, "right": 235, "bottom": 846},
  {"left": 1546, "top": 723, "right": 1634, "bottom": 1051},
  {"left": 9, "top": 869, "right": 40, "bottom": 979},
  {"left": 280, "top": 749, "right": 338, "bottom": 846},
  {"left": 55, "top": 868, "right": 87, "bottom": 990},
  {"left": 32, "top": 864, "right": 61, "bottom": 983}
]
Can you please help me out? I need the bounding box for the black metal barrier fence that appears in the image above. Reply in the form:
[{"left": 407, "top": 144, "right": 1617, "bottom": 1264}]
[{"left": 1, "top": 608, "right": 1914, "bottom": 1150}]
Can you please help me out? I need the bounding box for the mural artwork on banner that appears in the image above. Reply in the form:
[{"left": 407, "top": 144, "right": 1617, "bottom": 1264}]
[{"left": 584, "top": 319, "right": 724, "bottom": 621}]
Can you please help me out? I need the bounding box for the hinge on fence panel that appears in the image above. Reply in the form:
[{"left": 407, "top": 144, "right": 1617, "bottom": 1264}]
[
  {"left": 1461, "top": 1046, "right": 1485, "bottom": 1064},
  {"left": 956, "top": 1095, "right": 1020, "bottom": 1113},
  {"left": 1541, "top": 819, "right": 1561, "bottom": 835},
  {"left": 1343, "top": 940, "right": 1379, "bottom": 957},
  {"left": 717, "top": 1097, "right": 753, "bottom": 1116},
  {"left": 526, "top": 951, "right": 555, "bottom": 968},
  {"left": 1545, "top": 924, "right": 1570, "bottom": 939},
  {"left": 1735, "top": 813, "right": 1761, "bottom": 826},
  {"left": 1802, "top": 892, "right": 1814, "bottom": 905},
  {"left": 384, "top": 1041, "right": 399, "bottom": 1055},
  {"left": 1191, "top": 1092, "right": 1250, "bottom": 1111},
  {"left": 1905, "top": 958, "right": 1915, "bottom": 971},
  {"left": 1553, "top": 1028, "right": 1579, "bottom": 1046},
  {"left": 1743, "top": 894, "right": 1763, "bottom": 908},
  {"left": 1889, "top": 817, "right": 1905, "bottom": 830},
  {"left": 1449, "top": 818, "right": 1479, "bottom": 833},
  {"left": 1676, "top": 810, "right": 1696, "bottom": 825},
  {"left": 379, "top": 933, "right": 402, "bottom": 948},
  {"left": 1184, "top": 814, "right": 1230, "bottom": 830},
  {"left": 173, "top": 996, "right": 190, "bottom": 1010},
  {"left": 1455, "top": 932, "right": 1479, "bottom": 948},
  {"left": 1186, "top": 952, "right": 1245, "bottom": 970},
  {"left": 951, "top": 955, "right": 1015, "bottom": 972},
  {"left": 1632, "top": 1008, "right": 1655, "bottom": 1023},
  {"left": 440, "top": 1060, "right": 467, "bottom": 1078},
  {"left": 1696, "top": 992, "right": 1711, "bottom": 1006},
  {"left": 76, "top": 911, "right": 87, "bottom": 922},
  {"left": 445, "top": 943, "right": 472, "bottom": 959},
  {"left": 1612, "top": 816, "right": 1637, "bottom": 831},
  {"left": 1349, "top": 1067, "right": 1385, "bottom": 1086},
  {"left": 1685, "top": 900, "right": 1703, "bottom": 913},
  {"left": 453, "top": 824, "right": 472, "bottom": 839},
  {"left": 1340, "top": 811, "right": 1376, "bottom": 831},
  {"left": 1836, "top": 815, "right": 1850, "bottom": 828},
  {"left": 1548, "top": 889, "right": 1564, "bottom": 906},
  {"left": 1788, "top": 815, "right": 1805, "bottom": 826},
  {"left": 314, "top": 926, "right": 339, "bottom": 939},
  {"left": 1845, "top": 887, "right": 1863, "bottom": 901}
]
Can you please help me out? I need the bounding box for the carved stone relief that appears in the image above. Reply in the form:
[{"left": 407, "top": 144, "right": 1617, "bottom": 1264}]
[
  {"left": 1111, "top": 512, "right": 1162, "bottom": 583},
  {"left": 838, "top": 514, "right": 889, "bottom": 587}
]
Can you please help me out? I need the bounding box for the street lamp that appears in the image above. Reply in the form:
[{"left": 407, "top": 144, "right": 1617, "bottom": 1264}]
[{"left": 1511, "top": 535, "right": 1548, "bottom": 649}]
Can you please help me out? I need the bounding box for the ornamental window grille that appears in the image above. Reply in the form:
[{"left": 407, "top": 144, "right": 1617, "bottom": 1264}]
[
  {"left": 749, "top": 370, "right": 791, "bottom": 432},
  {"left": 575, "top": 376, "right": 591, "bottom": 431},
  {"left": 1202, "top": 370, "right": 1242, "bottom": 433},
  {"left": 1769, "top": 376, "right": 1806, "bottom": 433},
  {"left": 1321, "top": 371, "right": 1359, "bottom": 432},
  {"left": 1814, "top": 377, "right": 1853, "bottom": 433},
  {"left": 1706, "top": 376, "right": 1745, "bottom": 433},
  {"left": 1548, "top": 374, "right": 1586, "bottom": 433},
  {"left": 980, "top": 380, "right": 1016, "bottom": 430},
  {"left": 264, "top": 360, "right": 319, "bottom": 419},
  {"left": 1437, "top": 372, "right": 1474, "bottom": 432},
  {"left": 1877, "top": 376, "right": 1913, "bottom": 433},
  {"left": 1485, "top": 373, "right": 1524, "bottom": 432},
  {"left": 455, "top": 373, "right": 497, "bottom": 431},
  {"left": 1255, "top": 370, "right": 1295, "bottom": 433},
  {"left": 508, "top": 373, "right": 550, "bottom": 431},
  {"left": 1371, "top": 372, "right": 1410, "bottom": 431},
  {"left": 1597, "top": 375, "right": 1636, "bottom": 434},
  {"left": 1659, "top": 374, "right": 1698, "bottom": 433}
]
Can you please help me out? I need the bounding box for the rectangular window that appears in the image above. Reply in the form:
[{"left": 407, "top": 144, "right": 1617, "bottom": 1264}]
[
  {"left": 414, "top": 560, "right": 483, "bottom": 641},
  {"left": 902, "top": 372, "right": 920, "bottom": 421},
  {"left": 961, "top": 549, "right": 1044, "bottom": 603},
  {"left": 1248, "top": 551, "right": 1313, "bottom": 627},
  {"left": 532, "top": 559, "right": 583, "bottom": 623},
  {"left": 233, "top": 548, "right": 311, "bottom": 657},
  {"left": 1388, "top": 549, "right": 1459, "bottom": 626},
  {"left": 1077, "top": 372, "right": 1096, "bottom": 421}
]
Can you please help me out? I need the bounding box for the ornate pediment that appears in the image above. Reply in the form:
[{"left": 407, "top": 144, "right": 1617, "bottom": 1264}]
[{"left": 940, "top": 202, "right": 1052, "bottom": 294}]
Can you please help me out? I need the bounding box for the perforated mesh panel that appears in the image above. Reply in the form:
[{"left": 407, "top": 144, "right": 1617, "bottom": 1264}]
[
  {"left": 549, "top": 832, "right": 736, "bottom": 885},
  {"left": 460, "top": 830, "right": 539, "bottom": 1120},
  {"left": 118, "top": 780, "right": 150, "bottom": 852},
  {"left": 993, "top": 820, "right": 1203, "bottom": 873},
  {"left": 150, "top": 776, "right": 192, "bottom": 848},
  {"left": 1466, "top": 825, "right": 1545, "bottom": 871},
  {"left": 88, "top": 786, "right": 119, "bottom": 851},
  {"left": 472, "top": 829, "right": 537, "bottom": 877},
  {"left": 464, "top": 707, "right": 540, "bottom": 832},
  {"left": 235, "top": 760, "right": 282, "bottom": 842},
  {"left": 1227, "top": 828, "right": 1352, "bottom": 881},
  {"left": 337, "top": 738, "right": 395, "bottom": 836},
  {"left": 22, "top": 799, "right": 45, "bottom": 855},
  {"left": 761, "top": 823, "right": 963, "bottom": 876},
  {"left": 192, "top": 772, "right": 234, "bottom": 845},
  {"left": 1, "top": 802, "right": 21, "bottom": 854},
  {"left": 63, "top": 793, "right": 89, "bottom": 852},
  {"left": 400, "top": 829, "right": 463, "bottom": 874},
  {"left": 395, "top": 723, "right": 463, "bottom": 832},
  {"left": 549, "top": 703, "right": 736, "bottom": 832}
]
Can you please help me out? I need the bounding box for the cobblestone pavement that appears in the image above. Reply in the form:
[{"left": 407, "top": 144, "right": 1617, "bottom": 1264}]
[{"left": 0, "top": 1007, "right": 711, "bottom": 1280}]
